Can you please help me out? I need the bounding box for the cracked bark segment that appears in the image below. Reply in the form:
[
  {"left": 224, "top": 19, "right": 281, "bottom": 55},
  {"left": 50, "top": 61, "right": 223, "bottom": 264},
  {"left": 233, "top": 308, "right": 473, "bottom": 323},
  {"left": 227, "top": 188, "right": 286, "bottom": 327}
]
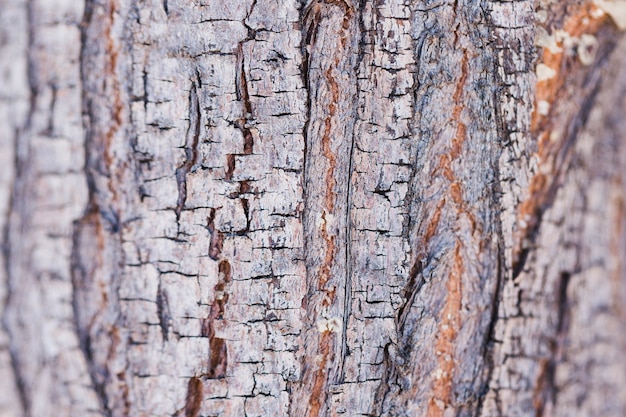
[
  {"left": 0, "top": 0, "right": 100, "bottom": 415},
  {"left": 75, "top": 0, "right": 307, "bottom": 415},
  {"left": 481, "top": 3, "right": 626, "bottom": 417},
  {"left": 373, "top": 2, "right": 502, "bottom": 416},
  {"left": 486, "top": 0, "right": 536, "bottom": 282},
  {"left": 483, "top": 36, "right": 626, "bottom": 417},
  {"left": 333, "top": 1, "right": 417, "bottom": 415},
  {"left": 289, "top": 1, "right": 359, "bottom": 416}
]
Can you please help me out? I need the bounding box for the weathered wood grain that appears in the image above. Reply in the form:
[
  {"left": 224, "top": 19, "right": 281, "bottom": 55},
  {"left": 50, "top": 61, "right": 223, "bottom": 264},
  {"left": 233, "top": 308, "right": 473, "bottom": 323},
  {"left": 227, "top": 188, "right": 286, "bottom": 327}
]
[{"left": 0, "top": 0, "right": 625, "bottom": 416}]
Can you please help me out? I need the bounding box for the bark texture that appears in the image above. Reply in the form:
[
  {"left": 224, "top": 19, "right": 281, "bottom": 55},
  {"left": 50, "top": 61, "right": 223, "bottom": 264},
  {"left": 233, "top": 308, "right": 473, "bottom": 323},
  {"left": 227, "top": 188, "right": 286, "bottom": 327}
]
[{"left": 1, "top": 0, "right": 625, "bottom": 416}]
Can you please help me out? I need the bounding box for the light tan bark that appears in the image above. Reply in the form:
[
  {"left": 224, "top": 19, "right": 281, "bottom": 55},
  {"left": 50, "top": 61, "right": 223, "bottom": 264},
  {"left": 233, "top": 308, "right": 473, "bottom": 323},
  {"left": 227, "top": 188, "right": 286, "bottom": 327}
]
[{"left": 1, "top": 0, "right": 625, "bottom": 416}]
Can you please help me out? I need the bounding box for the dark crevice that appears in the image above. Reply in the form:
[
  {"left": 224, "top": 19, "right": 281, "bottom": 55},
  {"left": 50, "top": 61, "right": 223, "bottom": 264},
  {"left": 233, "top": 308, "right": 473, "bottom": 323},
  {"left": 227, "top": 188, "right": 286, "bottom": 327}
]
[
  {"left": 207, "top": 337, "right": 228, "bottom": 379},
  {"left": 239, "top": 180, "right": 252, "bottom": 194},
  {"left": 195, "top": 67, "right": 202, "bottom": 89},
  {"left": 512, "top": 246, "right": 531, "bottom": 279},
  {"left": 202, "top": 260, "right": 231, "bottom": 379},
  {"left": 556, "top": 272, "right": 571, "bottom": 335},
  {"left": 241, "top": 198, "right": 250, "bottom": 233},
  {"left": 395, "top": 256, "right": 426, "bottom": 338},
  {"left": 290, "top": 10, "right": 312, "bottom": 413},
  {"left": 156, "top": 279, "right": 172, "bottom": 341},
  {"left": 142, "top": 69, "right": 148, "bottom": 111},
  {"left": 337, "top": 0, "right": 366, "bottom": 386},
  {"left": 302, "top": 1, "right": 322, "bottom": 50},
  {"left": 287, "top": 1, "right": 322, "bottom": 415},
  {"left": 373, "top": 341, "right": 396, "bottom": 416},
  {"left": 235, "top": 44, "right": 253, "bottom": 116},
  {"left": 474, "top": 51, "right": 509, "bottom": 414},
  {"left": 206, "top": 208, "right": 224, "bottom": 260},
  {"left": 235, "top": 42, "right": 254, "bottom": 155},
  {"left": 46, "top": 83, "right": 58, "bottom": 136},
  {"left": 474, "top": 211, "right": 506, "bottom": 417},
  {"left": 175, "top": 81, "right": 201, "bottom": 222}
]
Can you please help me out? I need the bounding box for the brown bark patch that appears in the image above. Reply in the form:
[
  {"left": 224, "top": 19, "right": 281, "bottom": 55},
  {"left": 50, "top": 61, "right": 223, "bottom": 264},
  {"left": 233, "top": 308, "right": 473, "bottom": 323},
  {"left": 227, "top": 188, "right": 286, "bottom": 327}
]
[
  {"left": 317, "top": 65, "right": 339, "bottom": 294},
  {"left": 207, "top": 338, "right": 228, "bottom": 379},
  {"left": 451, "top": 52, "right": 469, "bottom": 161},
  {"left": 102, "top": 0, "right": 124, "bottom": 207},
  {"left": 225, "top": 154, "right": 236, "bottom": 181},
  {"left": 207, "top": 209, "right": 224, "bottom": 260},
  {"left": 427, "top": 243, "right": 463, "bottom": 417},
  {"left": 202, "top": 258, "right": 231, "bottom": 379},
  {"left": 307, "top": 332, "right": 333, "bottom": 417},
  {"left": 184, "top": 376, "right": 203, "bottom": 417}
]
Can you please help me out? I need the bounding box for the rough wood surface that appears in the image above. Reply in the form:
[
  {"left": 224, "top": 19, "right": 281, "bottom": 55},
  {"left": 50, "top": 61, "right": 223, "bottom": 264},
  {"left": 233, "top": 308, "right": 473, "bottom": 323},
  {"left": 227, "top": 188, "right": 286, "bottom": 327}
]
[{"left": 1, "top": 0, "right": 625, "bottom": 416}]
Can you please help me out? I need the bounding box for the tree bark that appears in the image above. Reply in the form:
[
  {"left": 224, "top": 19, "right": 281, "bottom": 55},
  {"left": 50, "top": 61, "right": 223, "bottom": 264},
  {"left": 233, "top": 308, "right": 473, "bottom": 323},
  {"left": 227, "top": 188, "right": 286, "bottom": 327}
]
[{"left": 1, "top": 0, "right": 626, "bottom": 416}]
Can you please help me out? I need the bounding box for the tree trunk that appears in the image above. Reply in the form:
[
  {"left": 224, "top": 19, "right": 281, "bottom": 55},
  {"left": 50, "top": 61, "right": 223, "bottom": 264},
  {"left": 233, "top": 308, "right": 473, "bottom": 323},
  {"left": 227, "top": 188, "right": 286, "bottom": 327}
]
[{"left": 1, "top": 0, "right": 626, "bottom": 416}]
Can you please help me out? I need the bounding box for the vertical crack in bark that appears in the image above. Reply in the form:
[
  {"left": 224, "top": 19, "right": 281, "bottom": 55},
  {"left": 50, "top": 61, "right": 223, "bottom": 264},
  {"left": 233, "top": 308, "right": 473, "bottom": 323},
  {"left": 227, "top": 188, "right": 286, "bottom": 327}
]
[
  {"left": 298, "top": 4, "right": 323, "bottom": 412},
  {"left": 224, "top": 154, "right": 236, "bottom": 181},
  {"left": 24, "top": 0, "right": 38, "bottom": 132},
  {"left": 474, "top": 162, "right": 507, "bottom": 417},
  {"left": 46, "top": 83, "right": 58, "bottom": 136},
  {"left": 206, "top": 208, "right": 224, "bottom": 261},
  {"left": 235, "top": 42, "right": 254, "bottom": 155},
  {"left": 175, "top": 81, "right": 201, "bottom": 222},
  {"left": 475, "top": 26, "right": 514, "bottom": 406},
  {"left": 202, "top": 259, "right": 231, "bottom": 379},
  {"left": 336, "top": 0, "right": 367, "bottom": 385}
]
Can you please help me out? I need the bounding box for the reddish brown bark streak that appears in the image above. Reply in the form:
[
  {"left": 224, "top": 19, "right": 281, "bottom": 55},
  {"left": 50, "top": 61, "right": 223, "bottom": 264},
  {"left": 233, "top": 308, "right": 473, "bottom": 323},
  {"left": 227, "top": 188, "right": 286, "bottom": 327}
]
[
  {"left": 184, "top": 376, "right": 203, "bottom": 417},
  {"left": 426, "top": 51, "right": 469, "bottom": 417}
]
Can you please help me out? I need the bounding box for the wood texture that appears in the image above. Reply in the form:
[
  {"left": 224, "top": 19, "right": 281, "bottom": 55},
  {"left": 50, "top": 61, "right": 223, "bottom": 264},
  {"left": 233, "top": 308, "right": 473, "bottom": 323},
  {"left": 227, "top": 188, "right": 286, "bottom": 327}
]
[{"left": 1, "top": 0, "right": 625, "bottom": 416}]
